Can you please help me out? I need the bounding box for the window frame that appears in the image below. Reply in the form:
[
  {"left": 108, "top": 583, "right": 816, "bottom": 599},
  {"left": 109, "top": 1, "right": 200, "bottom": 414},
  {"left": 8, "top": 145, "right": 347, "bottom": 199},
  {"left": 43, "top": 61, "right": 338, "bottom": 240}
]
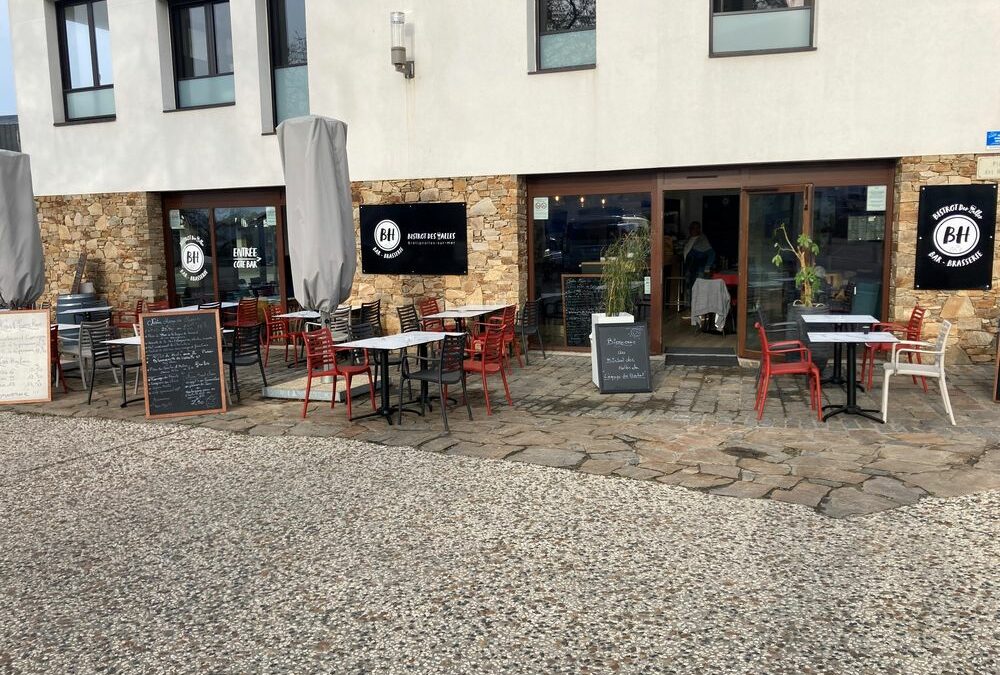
[
  {"left": 267, "top": 0, "right": 309, "bottom": 127},
  {"left": 708, "top": 0, "right": 817, "bottom": 58},
  {"left": 169, "top": 0, "right": 235, "bottom": 110},
  {"left": 55, "top": 0, "right": 115, "bottom": 122},
  {"left": 534, "top": 0, "right": 597, "bottom": 74}
]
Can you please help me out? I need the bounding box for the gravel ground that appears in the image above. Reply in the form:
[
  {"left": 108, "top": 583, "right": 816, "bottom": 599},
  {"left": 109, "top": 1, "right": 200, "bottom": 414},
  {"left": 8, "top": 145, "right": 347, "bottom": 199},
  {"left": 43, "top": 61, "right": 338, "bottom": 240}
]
[{"left": 1, "top": 411, "right": 998, "bottom": 674}]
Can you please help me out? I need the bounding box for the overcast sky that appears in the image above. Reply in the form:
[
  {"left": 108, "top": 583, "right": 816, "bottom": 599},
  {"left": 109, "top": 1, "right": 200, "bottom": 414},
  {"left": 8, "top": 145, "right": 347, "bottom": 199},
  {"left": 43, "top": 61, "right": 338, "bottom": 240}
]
[{"left": 0, "top": 0, "right": 16, "bottom": 115}]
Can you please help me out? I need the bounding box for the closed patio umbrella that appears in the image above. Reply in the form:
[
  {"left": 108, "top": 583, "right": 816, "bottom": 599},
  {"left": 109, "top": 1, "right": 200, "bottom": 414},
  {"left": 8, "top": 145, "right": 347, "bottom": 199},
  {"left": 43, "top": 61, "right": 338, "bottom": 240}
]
[
  {"left": 277, "top": 116, "right": 356, "bottom": 313},
  {"left": 0, "top": 150, "right": 44, "bottom": 308}
]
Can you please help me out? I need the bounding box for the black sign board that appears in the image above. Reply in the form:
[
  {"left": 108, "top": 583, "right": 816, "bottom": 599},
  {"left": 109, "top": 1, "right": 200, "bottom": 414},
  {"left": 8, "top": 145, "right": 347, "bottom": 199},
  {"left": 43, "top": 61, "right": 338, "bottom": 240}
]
[
  {"left": 562, "top": 274, "right": 604, "bottom": 347},
  {"left": 915, "top": 184, "right": 998, "bottom": 290},
  {"left": 360, "top": 203, "right": 468, "bottom": 275},
  {"left": 140, "top": 310, "right": 227, "bottom": 419},
  {"left": 595, "top": 322, "right": 652, "bottom": 394}
]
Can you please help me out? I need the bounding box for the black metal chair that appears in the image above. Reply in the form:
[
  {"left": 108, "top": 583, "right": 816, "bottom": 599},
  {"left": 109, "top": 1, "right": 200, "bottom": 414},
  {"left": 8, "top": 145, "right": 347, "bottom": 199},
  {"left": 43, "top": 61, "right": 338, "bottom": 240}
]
[
  {"left": 81, "top": 320, "right": 141, "bottom": 406},
  {"left": 360, "top": 299, "right": 382, "bottom": 336},
  {"left": 397, "top": 304, "right": 421, "bottom": 333},
  {"left": 329, "top": 305, "right": 352, "bottom": 342},
  {"left": 223, "top": 324, "right": 267, "bottom": 402},
  {"left": 515, "top": 300, "right": 546, "bottom": 365},
  {"left": 398, "top": 333, "right": 471, "bottom": 432}
]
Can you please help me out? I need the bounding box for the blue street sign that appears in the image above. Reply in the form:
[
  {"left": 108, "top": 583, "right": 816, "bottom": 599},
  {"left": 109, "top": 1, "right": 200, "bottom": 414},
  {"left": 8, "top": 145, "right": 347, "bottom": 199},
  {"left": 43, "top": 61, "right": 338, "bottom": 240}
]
[{"left": 987, "top": 131, "right": 1000, "bottom": 149}]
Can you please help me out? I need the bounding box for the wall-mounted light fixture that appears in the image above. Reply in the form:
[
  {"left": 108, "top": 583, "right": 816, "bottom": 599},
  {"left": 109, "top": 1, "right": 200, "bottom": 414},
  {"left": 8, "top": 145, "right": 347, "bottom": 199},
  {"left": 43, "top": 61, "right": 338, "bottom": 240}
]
[{"left": 390, "top": 11, "right": 414, "bottom": 79}]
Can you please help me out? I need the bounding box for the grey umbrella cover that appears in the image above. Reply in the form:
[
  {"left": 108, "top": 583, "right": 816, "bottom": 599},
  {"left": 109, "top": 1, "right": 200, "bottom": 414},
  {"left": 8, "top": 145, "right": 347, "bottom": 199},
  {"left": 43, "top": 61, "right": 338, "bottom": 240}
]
[
  {"left": 0, "top": 150, "right": 44, "bottom": 308},
  {"left": 277, "top": 116, "right": 356, "bottom": 313}
]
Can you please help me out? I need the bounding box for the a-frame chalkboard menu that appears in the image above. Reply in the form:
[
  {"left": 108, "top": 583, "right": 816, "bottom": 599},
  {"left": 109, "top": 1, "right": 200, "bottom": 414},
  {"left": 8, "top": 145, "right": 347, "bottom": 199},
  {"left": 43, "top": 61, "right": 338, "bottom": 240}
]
[
  {"left": 594, "top": 322, "right": 652, "bottom": 394},
  {"left": 140, "top": 309, "right": 227, "bottom": 419}
]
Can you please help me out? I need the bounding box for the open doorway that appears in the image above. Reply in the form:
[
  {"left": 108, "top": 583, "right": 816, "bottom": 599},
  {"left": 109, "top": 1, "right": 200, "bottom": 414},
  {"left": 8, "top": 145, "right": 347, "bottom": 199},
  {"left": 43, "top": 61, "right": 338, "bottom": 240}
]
[{"left": 661, "top": 189, "right": 741, "bottom": 359}]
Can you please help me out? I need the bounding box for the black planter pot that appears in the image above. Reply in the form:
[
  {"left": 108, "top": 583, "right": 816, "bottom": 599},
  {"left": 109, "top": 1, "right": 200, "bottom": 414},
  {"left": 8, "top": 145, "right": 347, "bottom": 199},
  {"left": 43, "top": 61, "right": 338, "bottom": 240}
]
[{"left": 786, "top": 304, "right": 831, "bottom": 372}]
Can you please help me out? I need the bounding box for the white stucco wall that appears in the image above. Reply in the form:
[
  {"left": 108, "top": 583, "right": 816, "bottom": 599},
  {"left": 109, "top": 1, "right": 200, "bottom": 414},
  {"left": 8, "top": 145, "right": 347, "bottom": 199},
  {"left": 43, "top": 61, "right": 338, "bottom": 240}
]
[{"left": 9, "top": 0, "right": 1000, "bottom": 196}]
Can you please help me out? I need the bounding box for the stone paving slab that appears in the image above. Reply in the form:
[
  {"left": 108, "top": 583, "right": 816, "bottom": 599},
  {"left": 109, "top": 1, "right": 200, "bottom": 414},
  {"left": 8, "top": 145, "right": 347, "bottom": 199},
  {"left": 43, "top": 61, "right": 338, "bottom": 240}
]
[{"left": 11, "top": 351, "right": 1000, "bottom": 518}]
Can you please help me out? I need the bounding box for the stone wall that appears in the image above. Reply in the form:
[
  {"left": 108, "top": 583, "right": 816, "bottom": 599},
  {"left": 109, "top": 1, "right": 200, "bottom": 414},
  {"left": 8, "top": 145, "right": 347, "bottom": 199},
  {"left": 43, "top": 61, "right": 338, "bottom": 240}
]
[
  {"left": 892, "top": 155, "right": 1000, "bottom": 363},
  {"left": 349, "top": 175, "right": 528, "bottom": 333},
  {"left": 36, "top": 192, "right": 167, "bottom": 312}
]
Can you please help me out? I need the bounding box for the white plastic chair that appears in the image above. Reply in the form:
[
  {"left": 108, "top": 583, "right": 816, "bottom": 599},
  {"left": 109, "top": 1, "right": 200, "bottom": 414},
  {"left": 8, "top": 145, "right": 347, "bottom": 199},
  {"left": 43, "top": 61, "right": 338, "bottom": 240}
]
[{"left": 881, "top": 320, "right": 955, "bottom": 425}]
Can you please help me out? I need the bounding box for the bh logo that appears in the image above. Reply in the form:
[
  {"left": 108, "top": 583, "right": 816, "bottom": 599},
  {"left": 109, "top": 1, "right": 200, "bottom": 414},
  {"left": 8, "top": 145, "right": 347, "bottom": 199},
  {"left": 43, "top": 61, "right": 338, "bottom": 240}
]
[
  {"left": 933, "top": 214, "right": 980, "bottom": 258},
  {"left": 374, "top": 219, "right": 402, "bottom": 253},
  {"left": 181, "top": 240, "right": 205, "bottom": 275}
]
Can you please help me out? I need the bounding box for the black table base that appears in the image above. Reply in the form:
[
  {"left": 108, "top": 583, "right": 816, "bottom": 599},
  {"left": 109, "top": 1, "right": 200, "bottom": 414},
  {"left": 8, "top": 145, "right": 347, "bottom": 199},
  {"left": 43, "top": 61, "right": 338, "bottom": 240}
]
[{"left": 821, "top": 342, "right": 883, "bottom": 423}]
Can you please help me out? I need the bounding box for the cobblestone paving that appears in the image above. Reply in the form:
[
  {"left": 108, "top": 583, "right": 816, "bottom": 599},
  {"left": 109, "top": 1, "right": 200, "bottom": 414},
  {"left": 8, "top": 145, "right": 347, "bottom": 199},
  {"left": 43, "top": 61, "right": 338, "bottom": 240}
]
[
  {"left": 1, "top": 413, "right": 998, "bottom": 674},
  {"left": 14, "top": 350, "right": 1000, "bottom": 518}
]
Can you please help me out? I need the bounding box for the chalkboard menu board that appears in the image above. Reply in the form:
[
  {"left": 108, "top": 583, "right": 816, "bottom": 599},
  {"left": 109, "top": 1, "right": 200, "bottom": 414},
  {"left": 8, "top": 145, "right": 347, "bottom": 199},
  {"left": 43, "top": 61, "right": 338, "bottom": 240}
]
[
  {"left": 0, "top": 310, "right": 51, "bottom": 404},
  {"left": 140, "top": 310, "right": 227, "bottom": 419},
  {"left": 562, "top": 274, "right": 604, "bottom": 347},
  {"left": 595, "top": 322, "right": 652, "bottom": 394}
]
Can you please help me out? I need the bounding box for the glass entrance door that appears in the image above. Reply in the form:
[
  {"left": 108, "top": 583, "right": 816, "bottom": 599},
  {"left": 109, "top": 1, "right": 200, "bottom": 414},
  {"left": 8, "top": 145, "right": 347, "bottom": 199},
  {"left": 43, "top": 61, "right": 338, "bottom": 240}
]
[{"left": 739, "top": 186, "right": 810, "bottom": 354}]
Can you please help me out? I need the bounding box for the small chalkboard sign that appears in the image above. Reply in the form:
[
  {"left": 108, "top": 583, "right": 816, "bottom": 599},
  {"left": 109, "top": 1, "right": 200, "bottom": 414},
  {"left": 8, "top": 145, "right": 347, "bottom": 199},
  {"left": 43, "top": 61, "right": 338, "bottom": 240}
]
[
  {"left": 595, "top": 322, "right": 652, "bottom": 394},
  {"left": 140, "top": 310, "right": 227, "bottom": 419},
  {"left": 562, "top": 274, "right": 604, "bottom": 347},
  {"left": 0, "top": 310, "right": 51, "bottom": 404}
]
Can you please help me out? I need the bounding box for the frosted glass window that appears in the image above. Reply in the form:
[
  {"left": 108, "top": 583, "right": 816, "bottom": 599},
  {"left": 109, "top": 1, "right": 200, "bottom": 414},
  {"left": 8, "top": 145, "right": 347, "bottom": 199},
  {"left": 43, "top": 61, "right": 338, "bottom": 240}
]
[
  {"left": 172, "top": 1, "right": 235, "bottom": 108},
  {"left": 711, "top": 2, "right": 814, "bottom": 55},
  {"left": 66, "top": 88, "right": 116, "bottom": 119},
  {"left": 178, "top": 74, "right": 235, "bottom": 108},
  {"left": 270, "top": 0, "right": 309, "bottom": 125},
  {"left": 537, "top": 0, "right": 596, "bottom": 70},
  {"left": 57, "top": 1, "right": 116, "bottom": 120}
]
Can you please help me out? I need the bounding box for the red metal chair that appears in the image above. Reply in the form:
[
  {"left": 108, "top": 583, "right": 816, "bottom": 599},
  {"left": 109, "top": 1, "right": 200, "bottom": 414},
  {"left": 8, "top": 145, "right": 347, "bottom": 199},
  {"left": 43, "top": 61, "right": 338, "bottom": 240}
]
[
  {"left": 471, "top": 307, "right": 522, "bottom": 371},
  {"left": 861, "top": 306, "right": 927, "bottom": 391},
  {"left": 417, "top": 297, "right": 446, "bottom": 332},
  {"left": 145, "top": 299, "right": 170, "bottom": 312},
  {"left": 263, "top": 303, "right": 299, "bottom": 366},
  {"left": 50, "top": 325, "right": 68, "bottom": 394},
  {"left": 225, "top": 298, "right": 259, "bottom": 328},
  {"left": 114, "top": 299, "right": 145, "bottom": 335},
  {"left": 755, "top": 322, "right": 822, "bottom": 421},
  {"left": 301, "top": 328, "right": 375, "bottom": 420},
  {"left": 463, "top": 322, "right": 512, "bottom": 416}
]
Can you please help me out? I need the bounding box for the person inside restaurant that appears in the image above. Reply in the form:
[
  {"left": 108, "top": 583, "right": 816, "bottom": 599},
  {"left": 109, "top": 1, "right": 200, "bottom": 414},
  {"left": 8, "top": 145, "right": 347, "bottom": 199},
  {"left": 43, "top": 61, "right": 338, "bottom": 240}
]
[{"left": 683, "top": 221, "right": 716, "bottom": 290}]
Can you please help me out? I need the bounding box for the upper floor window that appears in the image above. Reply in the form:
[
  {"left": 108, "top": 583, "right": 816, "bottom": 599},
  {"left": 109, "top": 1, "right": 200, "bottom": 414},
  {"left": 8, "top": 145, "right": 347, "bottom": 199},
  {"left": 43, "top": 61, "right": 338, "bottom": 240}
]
[
  {"left": 536, "top": 0, "right": 596, "bottom": 71},
  {"left": 710, "top": 0, "right": 816, "bottom": 57},
  {"left": 56, "top": 0, "right": 116, "bottom": 120},
  {"left": 269, "top": 0, "right": 309, "bottom": 125},
  {"left": 170, "top": 1, "right": 235, "bottom": 108}
]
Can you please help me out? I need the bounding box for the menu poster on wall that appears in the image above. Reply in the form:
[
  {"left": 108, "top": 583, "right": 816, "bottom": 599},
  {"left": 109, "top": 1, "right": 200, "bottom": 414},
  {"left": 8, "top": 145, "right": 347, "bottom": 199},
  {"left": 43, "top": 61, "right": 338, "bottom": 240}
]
[
  {"left": 866, "top": 185, "right": 887, "bottom": 212},
  {"left": 360, "top": 203, "right": 468, "bottom": 275},
  {"left": 533, "top": 197, "right": 549, "bottom": 220},
  {"left": 0, "top": 310, "right": 51, "bottom": 405},
  {"left": 915, "top": 184, "right": 998, "bottom": 290}
]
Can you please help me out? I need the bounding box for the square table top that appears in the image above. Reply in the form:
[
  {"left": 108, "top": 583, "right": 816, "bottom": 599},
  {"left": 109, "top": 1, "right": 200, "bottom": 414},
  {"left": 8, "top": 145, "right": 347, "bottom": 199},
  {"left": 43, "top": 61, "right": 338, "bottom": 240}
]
[
  {"left": 152, "top": 302, "right": 238, "bottom": 313},
  {"left": 104, "top": 336, "right": 140, "bottom": 346},
  {"left": 800, "top": 314, "right": 878, "bottom": 324},
  {"left": 452, "top": 304, "right": 511, "bottom": 313},
  {"left": 807, "top": 331, "right": 898, "bottom": 344},
  {"left": 58, "top": 305, "right": 113, "bottom": 315},
  {"left": 276, "top": 310, "right": 322, "bottom": 320},
  {"left": 53, "top": 323, "right": 81, "bottom": 331},
  {"left": 338, "top": 331, "right": 464, "bottom": 351}
]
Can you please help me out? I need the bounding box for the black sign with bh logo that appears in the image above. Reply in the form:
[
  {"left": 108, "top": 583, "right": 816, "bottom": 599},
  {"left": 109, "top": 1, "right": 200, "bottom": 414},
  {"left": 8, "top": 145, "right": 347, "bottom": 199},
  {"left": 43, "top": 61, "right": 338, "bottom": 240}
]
[
  {"left": 360, "top": 203, "right": 468, "bottom": 275},
  {"left": 915, "top": 184, "right": 998, "bottom": 290}
]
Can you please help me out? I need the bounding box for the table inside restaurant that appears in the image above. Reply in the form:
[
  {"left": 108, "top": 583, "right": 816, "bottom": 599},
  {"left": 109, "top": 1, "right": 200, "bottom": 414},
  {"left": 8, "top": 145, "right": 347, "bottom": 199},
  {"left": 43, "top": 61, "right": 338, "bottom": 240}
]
[
  {"left": 337, "top": 331, "right": 463, "bottom": 424},
  {"left": 800, "top": 314, "right": 878, "bottom": 387},
  {"left": 807, "top": 331, "right": 897, "bottom": 422}
]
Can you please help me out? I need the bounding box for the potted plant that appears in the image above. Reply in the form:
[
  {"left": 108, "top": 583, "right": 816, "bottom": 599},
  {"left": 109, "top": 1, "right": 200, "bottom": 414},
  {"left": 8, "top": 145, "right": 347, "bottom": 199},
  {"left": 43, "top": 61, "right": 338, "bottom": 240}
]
[
  {"left": 590, "top": 225, "right": 650, "bottom": 385},
  {"left": 771, "top": 224, "right": 828, "bottom": 364}
]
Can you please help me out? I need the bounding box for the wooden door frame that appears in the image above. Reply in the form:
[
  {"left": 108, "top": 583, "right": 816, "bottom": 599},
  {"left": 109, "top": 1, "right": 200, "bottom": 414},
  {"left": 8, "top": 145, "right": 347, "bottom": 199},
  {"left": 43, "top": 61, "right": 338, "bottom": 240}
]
[
  {"left": 161, "top": 188, "right": 288, "bottom": 308},
  {"left": 737, "top": 184, "right": 813, "bottom": 357},
  {"left": 526, "top": 173, "right": 661, "bottom": 353}
]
